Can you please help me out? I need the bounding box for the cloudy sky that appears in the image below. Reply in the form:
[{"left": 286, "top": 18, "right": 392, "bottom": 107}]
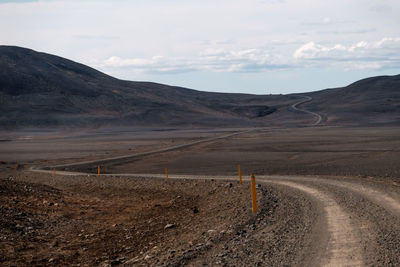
[{"left": 0, "top": 0, "right": 399, "bottom": 94}]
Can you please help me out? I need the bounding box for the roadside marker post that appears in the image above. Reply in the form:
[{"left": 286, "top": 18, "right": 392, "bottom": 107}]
[
  {"left": 165, "top": 168, "right": 168, "bottom": 181},
  {"left": 251, "top": 173, "right": 258, "bottom": 214},
  {"left": 238, "top": 165, "right": 242, "bottom": 184},
  {"left": 53, "top": 168, "right": 56, "bottom": 176},
  {"left": 14, "top": 164, "right": 18, "bottom": 171},
  {"left": 98, "top": 165, "right": 100, "bottom": 177}
]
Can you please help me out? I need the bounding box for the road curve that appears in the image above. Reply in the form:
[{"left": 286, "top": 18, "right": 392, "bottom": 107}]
[
  {"left": 269, "top": 180, "right": 363, "bottom": 266},
  {"left": 260, "top": 175, "right": 400, "bottom": 266},
  {"left": 291, "top": 95, "right": 322, "bottom": 126}
]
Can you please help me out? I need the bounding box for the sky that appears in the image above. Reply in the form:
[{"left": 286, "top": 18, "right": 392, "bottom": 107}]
[{"left": 0, "top": 0, "right": 399, "bottom": 94}]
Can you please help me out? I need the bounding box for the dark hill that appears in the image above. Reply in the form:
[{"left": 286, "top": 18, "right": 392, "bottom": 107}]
[
  {"left": 0, "top": 46, "right": 298, "bottom": 128},
  {"left": 302, "top": 75, "right": 400, "bottom": 126},
  {"left": 1, "top": 46, "right": 399, "bottom": 128}
]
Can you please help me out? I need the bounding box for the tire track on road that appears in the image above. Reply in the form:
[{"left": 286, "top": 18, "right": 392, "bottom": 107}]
[
  {"left": 269, "top": 181, "right": 364, "bottom": 267},
  {"left": 260, "top": 176, "right": 400, "bottom": 217},
  {"left": 324, "top": 180, "right": 400, "bottom": 217}
]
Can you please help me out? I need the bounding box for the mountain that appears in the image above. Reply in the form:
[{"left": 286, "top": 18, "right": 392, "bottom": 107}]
[
  {"left": 0, "top": 46, "right": 299, "bottom": 128},
  {"left": 0, "top": 45, "right": 399, "bottom": 128},
  {"left": 302, "top": 75, "right": 400, "bottom": 126}
]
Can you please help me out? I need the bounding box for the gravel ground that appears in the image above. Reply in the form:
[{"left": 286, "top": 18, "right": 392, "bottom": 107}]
[
  {"left": 0, "top": 171, "right": 255, "bottom": 266},
  {"left": 1, "top": 171, "right": 400, "bottom": 266},
  {"left": 178, "top": 184, "right": 321, "bottom": 266}
]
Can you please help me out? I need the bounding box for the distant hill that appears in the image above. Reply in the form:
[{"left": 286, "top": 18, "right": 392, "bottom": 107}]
[
  {"left": 302, "top": 75, "right": 400, "bottom": 126},
  {"left": 0, "top": 45, "right": 399, "bottom": 128},
  {"left": 0, "top": 46, "right": 299, "bottom": 128}
]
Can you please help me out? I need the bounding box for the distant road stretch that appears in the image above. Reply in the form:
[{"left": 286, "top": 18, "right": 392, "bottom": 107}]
[
  {"left": 40, "top": 129, "right": 252, "bottom": 170},
  {"left": 291, "top": 96, "right": 322, "bottom": 126}
]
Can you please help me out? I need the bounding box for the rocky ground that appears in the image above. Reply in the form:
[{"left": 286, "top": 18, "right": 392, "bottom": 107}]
[
  {"left": 5, "top": 170, "right": 399, "bottom": 266},
  {"left": 1, "top": 170, "right": 267, "bottom": 266}
]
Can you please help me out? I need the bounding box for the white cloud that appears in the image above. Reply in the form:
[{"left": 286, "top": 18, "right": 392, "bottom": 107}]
[
  {"left": 375, "top": 37, "right": 400, "bottom": 48},
  {"left": 104, "top": 56, "right": 164, "bottom": 68},
  {"left": 99, "top": 47, "right": 292, "bottom": 74},
  {"left": 294, "top": 38, "right": 400, "bottom": 58},
  {"left": 98, "top": 36, "right": 400, "bottom": 74},
  {"left": 293, "top": 42, "right": 351, "bottom": 59},
  {"left": 293, "top": 37, "right": 400, "bottom": 70}
]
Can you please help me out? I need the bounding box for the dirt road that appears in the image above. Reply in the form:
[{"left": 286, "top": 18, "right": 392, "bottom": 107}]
[
  {"left": 259, "top": 175, "right": 400, "bottom": 266},
  {"left": 291, "top": 95, "right": 322, "bottom": 126},
  {"left": 46, "top": 129, "right": 252, "bottom": 171}
]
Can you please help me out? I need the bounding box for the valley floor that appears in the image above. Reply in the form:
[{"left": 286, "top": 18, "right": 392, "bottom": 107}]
[{"left": 0, "top": 126, "right": 399, "bottom": 266}]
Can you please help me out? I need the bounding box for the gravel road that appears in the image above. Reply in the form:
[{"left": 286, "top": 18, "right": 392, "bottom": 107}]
[
  {"left": 259, "top": 175, "right": 400, "bottom": 266},
  {"left": 291, "top": 95, "right": 322, "bottom": 126},
  {"left": 47, "top": 130, "right": 252, "bottom": 170}
]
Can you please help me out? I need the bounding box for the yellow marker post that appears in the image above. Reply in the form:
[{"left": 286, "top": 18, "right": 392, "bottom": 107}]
[
  {"left": 251, "top": 173, "right": 258, "bottom": 214},
  {"left": 238, "top": 165, "right": 242, "bottom": 184},
  {"left": 97, "top": 165, "right": 100, "bottom": 177},
  {"left": 165, "top": 168, "right": 168, "bottom": 181},
  {"left": 14, "top": 164, "right": 18, "bottom": 171},
  {"left": 53, "top": 168, "right": 56, "bottom": 176}
]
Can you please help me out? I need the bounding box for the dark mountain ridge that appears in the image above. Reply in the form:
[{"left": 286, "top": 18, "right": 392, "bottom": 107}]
[
  {"left": 0, "top": 45, "right": 399, "bottom": 128},
  {"left": 0, "top": 46, "right": 293, "bottom": 128}
]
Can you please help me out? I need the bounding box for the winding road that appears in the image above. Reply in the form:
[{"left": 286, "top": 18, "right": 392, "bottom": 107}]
[
  {"left": 291, "top": 95, "right": 322, "bottom": 126},
  {"left": 43, "top": 96, "right": 323, "bottom": 171}
]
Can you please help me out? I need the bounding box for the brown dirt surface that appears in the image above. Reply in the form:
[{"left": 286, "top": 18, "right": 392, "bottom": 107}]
[{"left": 0, "top": 171, "right": 260, "bottom": 266}]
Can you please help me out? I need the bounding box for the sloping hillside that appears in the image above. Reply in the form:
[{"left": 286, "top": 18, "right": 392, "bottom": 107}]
[
  {"left": 1, "top": 46, "right": 399, "bottom": 128},
  {"left": 301, "top": 75, "right": 400, "bottom": 126},
  {"left": 0, "top": 46, "right": 298, "bottom": 128}
]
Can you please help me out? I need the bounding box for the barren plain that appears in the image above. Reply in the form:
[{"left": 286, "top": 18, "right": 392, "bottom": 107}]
[{"left": 1, "top": 125, "right": 399, "bottom": 266}]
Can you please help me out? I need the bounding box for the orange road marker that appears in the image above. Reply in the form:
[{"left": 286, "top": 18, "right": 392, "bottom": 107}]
[
  {"left": 165, "top": 168, "right": 168, "bottom": 181},
  {"left": 53, "top": 168, "right": 56, "bottom": 176},
  {"left": 238, "top": 165, "right": 242, "bottom": 184},
  {"left": 14, "top": 164, "right": 18, "bottom": 171},
  {"left": 98, "top": 165, "right": 100, "bottom": 177},
  {"left": 251, "top": 173, "right": 258, "bottom": 214}
]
